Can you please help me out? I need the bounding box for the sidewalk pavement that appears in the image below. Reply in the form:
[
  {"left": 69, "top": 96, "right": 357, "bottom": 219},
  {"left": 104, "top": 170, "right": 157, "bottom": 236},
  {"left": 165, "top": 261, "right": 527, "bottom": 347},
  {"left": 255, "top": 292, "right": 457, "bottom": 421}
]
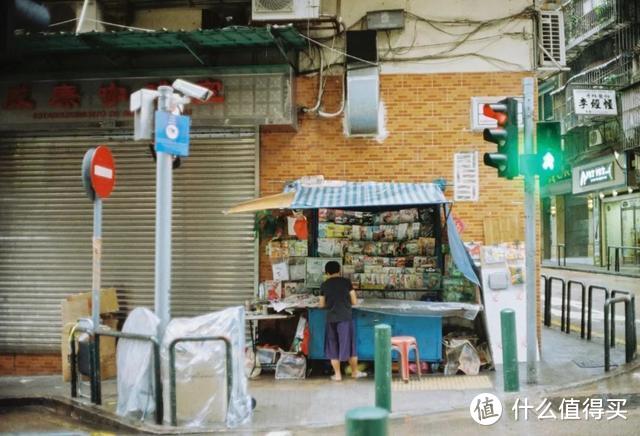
[{"left": 1, "top": 326, "right": 637, "bottom": 434}]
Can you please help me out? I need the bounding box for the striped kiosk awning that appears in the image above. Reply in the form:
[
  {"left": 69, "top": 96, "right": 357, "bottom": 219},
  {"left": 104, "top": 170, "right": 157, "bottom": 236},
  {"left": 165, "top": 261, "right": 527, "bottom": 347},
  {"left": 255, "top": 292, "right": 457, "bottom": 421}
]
[
  {"left": 225, "top": 180, "right": 448, "bottom": 214},
  {"left": 286, "top": 181, "right": 448, "bottom": 209}
]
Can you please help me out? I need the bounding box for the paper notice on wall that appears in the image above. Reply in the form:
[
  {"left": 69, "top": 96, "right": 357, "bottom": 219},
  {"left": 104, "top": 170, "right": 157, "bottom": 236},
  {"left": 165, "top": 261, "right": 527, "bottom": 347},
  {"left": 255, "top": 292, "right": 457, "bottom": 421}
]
[
  {"left": 454, "top": 152, "right": 479, "bottom": 202},
  {"left": 272, "top": 261, "right": 290, "bottom": 281},
  {"left": 480, "top": 242, "right": 538, "bottom": 365}
]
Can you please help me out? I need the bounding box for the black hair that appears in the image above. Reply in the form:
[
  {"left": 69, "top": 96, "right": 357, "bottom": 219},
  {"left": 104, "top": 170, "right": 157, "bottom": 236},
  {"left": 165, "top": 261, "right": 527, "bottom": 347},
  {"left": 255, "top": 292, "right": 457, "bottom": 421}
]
[{"left": 324, "top": 261, "right": 341, "bottom": 275}]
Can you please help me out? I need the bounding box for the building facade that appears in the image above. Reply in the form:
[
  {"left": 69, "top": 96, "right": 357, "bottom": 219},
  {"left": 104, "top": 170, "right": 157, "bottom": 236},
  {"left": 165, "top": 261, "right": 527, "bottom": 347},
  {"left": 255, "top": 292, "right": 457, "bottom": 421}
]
[
  {"left": 0, "top": 0, "right": 537, "bottom": 374},
  {"left": 540, "top": 0, "right": 640, "bottom": 267}
]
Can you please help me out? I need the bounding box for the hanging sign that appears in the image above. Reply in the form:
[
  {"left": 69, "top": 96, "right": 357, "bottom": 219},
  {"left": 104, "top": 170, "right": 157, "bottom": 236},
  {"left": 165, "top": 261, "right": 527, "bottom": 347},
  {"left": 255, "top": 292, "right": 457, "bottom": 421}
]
[
  {"left": 155, "top": 111, "right": 190, "bottom": 157},
  {"left": 573, "top": 89, "right": 617, "bottom": 116}
]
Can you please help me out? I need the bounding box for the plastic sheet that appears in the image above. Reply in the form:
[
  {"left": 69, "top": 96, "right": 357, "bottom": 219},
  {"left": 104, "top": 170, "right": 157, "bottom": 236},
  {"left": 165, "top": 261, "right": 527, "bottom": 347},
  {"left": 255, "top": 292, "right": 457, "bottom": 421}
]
[
  {"left": 275, "top": 352, "right": 306, "bottom": 380},
  {"left": 116, "top": 308, "right": 160, "bottom": 419},
  {"left": 358, "top": 298, "right": 483, "bottom": 320},
  {"left": 161, "top": 306, "right": 251, "bottom": 428},
  {"left": 444, "top": 338, "right": 481, "bottom": 376}
]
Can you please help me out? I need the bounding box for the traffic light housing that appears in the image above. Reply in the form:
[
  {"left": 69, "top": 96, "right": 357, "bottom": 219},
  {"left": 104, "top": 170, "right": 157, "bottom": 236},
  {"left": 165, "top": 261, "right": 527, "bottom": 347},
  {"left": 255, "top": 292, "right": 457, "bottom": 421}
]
[
  {"left": 482, "top": 98, "right": 519, "bottom": 179},
  {"left": 536, "top": 121, "right": 563, "bottom": 185}
]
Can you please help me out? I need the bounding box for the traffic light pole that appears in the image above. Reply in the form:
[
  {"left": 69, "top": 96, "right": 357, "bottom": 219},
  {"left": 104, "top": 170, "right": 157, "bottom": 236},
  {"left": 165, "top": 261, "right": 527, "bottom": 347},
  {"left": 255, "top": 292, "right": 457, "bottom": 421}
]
[{"left": 523, "top": 77, "right": 538, "bottom": 384}]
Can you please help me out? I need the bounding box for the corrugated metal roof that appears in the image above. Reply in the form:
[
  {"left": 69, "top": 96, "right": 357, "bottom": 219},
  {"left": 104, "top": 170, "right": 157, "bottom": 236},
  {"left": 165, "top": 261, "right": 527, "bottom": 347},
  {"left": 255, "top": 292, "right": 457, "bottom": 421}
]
[{"left": 14, "top": 26, "right": 306, "bottom": 55}]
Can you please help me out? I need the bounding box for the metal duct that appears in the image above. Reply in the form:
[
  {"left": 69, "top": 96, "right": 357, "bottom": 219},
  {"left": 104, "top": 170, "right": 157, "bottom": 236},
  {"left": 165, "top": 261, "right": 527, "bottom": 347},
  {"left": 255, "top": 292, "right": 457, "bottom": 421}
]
[{"left": 345, "top": 66, "right": 380, "bottom": 136}]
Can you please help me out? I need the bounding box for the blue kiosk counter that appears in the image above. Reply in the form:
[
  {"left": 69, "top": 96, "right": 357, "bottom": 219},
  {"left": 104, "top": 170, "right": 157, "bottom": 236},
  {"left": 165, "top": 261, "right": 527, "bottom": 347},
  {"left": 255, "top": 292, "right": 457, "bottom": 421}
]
[{"left": 307, "top": 299, "right": 482, "bottom": 362}]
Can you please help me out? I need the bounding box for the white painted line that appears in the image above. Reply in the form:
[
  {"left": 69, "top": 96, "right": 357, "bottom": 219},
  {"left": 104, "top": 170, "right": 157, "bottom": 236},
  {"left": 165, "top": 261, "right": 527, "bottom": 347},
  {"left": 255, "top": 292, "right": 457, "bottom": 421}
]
[{"left": 94, "top": 165, "right": 113, "bottom": 179}]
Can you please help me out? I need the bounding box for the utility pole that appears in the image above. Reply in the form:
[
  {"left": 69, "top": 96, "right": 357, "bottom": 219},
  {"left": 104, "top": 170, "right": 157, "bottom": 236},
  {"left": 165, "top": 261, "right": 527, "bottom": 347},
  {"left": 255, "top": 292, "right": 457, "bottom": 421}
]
[
  {"left": 155, "top": 86, "right": 174, "bottom": 339},
  {"left": 523, "top": 77, "right": 538, "bottom": 384}
]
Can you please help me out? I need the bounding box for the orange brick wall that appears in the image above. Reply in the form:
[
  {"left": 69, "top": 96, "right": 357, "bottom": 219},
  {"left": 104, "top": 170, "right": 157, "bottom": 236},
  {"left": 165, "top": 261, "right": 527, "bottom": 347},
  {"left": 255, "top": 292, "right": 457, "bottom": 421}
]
[
  {"left": 0, "top": 353, "right": 61, "bottom": 375},
  {"left": 260, "top": 72, "right": 531, "bottom": 277},
  {"left": 260, "top": 72, "right": 542, "bottom": 345}
]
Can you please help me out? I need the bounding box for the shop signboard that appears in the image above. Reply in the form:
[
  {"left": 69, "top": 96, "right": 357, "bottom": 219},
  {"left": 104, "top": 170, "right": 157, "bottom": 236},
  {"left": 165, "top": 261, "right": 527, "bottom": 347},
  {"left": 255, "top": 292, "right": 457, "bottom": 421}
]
[
  {"left": 573, "top": 89, "right": 617, "bottom": 116},
  {"left": 572, "top": 156, "right": 627, "bottom": 194},
  {"left": 0, "top": 69, "right": 294, "bottom": 131}
]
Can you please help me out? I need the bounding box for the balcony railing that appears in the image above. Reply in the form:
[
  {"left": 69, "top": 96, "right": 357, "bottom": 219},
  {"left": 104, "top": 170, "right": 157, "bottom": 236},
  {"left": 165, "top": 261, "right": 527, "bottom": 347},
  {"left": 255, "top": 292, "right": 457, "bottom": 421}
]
[
  {"left": 621, "top": 83, "right": 640, "bottom": 151},
  {"left": 563, "top": 0, "right": 622, "bottom": 53}
]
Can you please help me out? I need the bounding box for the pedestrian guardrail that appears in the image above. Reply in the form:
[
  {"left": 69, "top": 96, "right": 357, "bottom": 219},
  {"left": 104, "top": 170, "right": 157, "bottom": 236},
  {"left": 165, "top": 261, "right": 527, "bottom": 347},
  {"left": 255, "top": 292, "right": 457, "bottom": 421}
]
[
  {"left": 566, "top": 280, "right": 586, "bottom": 337},
  {"left": 607, "top": 245, "right": 640, "bottom": 272},
  {"left": 69, "top": 325, "right": 164, "bottom": 425},
  {"left": 544, "top": 276, "right": 566, "bottom": 330},
  {"left": 604, "top": 294, "right": 637, "bottom": 372},
  {"left": 587, "top": 285, "right": 609, "bottom": 341},
  {"left": 168, "top": 335, "right": 232, "bottom": 427},
  {"left": 556, "top": 244, "right": 566, "bottom": 266}
]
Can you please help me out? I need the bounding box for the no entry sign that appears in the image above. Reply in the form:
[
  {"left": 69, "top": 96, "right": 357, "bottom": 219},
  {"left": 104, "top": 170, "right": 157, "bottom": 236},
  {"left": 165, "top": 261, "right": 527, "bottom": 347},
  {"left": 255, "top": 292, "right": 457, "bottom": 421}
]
[{"left": 82, "top": 145, "right": 116, "bottom": 200}]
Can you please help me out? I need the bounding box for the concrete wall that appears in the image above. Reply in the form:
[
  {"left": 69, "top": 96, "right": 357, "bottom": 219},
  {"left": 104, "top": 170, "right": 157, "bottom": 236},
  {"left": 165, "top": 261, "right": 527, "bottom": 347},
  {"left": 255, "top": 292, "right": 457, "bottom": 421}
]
[
  {"left": 133, "top": 8, "right": 202, "bottom": 31},
  {"left": 309, "top": 0, "right": 535, "bottom": 74}
]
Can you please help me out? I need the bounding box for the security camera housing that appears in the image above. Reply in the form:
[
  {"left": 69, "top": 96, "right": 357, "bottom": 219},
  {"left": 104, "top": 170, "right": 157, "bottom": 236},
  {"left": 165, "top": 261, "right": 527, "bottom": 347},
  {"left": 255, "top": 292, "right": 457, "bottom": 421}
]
[{"left": 172, "top": 79, "right": 213, "bottom": 101}]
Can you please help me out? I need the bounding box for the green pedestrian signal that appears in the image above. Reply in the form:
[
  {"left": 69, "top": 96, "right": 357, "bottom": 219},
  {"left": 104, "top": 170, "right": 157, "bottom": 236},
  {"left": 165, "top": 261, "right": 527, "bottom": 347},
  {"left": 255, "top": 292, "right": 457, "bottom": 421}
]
[
  {"left": 542, "top": 151, "right": 555, "bottom": 171},
  {"left": 536, "top": 121, "right": 562, "bottom": 185}
]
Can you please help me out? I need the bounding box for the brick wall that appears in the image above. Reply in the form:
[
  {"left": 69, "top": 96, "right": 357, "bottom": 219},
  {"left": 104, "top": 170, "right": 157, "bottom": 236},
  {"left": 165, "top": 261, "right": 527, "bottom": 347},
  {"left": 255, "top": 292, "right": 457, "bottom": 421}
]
[
  {"left": 260, "top": 72, "right": 532, "bottom": 275},
  {"left": 0, "top": 353, "right": 61, "bottom": 375},
  {"left": 260, "top": 72, "right": 542, "bottom": 342}
]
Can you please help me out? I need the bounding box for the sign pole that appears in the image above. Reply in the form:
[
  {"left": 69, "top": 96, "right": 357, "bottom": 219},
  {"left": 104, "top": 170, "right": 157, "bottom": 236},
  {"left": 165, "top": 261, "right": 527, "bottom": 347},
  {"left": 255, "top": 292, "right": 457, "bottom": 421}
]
[
  {"left": 155, "top": 86, "right": 174, "bottom": 339},
  {"left": 523, "top": 77, "right": 538, "bottom": 384},
  {"left": 91, "top": 197, "right": 102, "bottom": 330}
]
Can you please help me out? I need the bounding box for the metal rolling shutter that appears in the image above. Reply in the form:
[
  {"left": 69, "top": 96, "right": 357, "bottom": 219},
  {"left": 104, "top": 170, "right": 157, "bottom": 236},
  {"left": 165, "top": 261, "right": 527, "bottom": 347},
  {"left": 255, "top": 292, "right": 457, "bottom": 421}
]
[{"left": 0, "top": 131, "right": 258, "bottom": 352}]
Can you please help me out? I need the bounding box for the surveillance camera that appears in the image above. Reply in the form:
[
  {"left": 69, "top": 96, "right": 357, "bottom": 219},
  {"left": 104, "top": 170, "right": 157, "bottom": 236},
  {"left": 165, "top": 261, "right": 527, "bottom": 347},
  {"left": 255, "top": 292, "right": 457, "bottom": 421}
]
[{"left": 171, "top": 79, "right": 213, "bottom": 101}]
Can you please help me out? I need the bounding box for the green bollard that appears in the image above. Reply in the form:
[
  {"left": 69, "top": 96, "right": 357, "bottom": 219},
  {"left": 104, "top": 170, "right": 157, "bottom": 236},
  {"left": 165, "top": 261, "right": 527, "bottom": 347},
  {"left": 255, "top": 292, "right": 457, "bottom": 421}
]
[
  {"left": 501, "top": 309, "right": 519, "bottom": 392},
  {"left": 346, "top": 406, "right": 388, "bottom": 436},
  {"left": 374, "top": 324, "right": 392, "bottom": 412}
]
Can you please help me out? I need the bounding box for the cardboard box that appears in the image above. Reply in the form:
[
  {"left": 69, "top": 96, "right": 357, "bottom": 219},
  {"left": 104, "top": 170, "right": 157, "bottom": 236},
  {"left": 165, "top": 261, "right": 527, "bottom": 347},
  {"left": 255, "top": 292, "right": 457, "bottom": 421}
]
[
  {"left": 61, "top": 288, "right": 119, "bottom": 326},
  {"left": 60, "top": 289, "right": 119, "bottom": 382}
]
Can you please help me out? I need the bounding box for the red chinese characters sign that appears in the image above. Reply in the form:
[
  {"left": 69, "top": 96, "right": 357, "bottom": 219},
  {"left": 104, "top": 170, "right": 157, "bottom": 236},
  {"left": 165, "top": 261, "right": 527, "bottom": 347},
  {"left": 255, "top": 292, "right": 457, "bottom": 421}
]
[
  {"left": 98, "top": 82, "right": 128, "bottom": 108},
  {"left": 3, "top": 84, "right": 35, "bottom": 110},
  {"left": 49, "top": 84, "right": 81, "bottom": 109}
]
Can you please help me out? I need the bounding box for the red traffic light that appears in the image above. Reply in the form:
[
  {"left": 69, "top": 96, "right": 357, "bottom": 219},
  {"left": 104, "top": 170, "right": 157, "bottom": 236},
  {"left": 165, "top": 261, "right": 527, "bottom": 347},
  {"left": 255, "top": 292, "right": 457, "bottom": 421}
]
[{"left": 483, "top": 103, "right": 508, "bottom": 126}]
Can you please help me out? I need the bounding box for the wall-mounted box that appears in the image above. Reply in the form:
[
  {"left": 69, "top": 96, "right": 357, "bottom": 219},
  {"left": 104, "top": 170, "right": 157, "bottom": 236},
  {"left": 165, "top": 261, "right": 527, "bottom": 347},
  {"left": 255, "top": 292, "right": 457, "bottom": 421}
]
[{"left": 366, "top": 9, "right": 405, "bottom": 31}]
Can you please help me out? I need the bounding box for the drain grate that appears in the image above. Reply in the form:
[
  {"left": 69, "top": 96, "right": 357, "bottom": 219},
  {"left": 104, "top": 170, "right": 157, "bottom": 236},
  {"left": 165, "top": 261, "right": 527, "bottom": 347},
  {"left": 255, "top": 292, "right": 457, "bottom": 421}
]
[
  {"left": 392, "top": 375, "right": 493, "bottom": 391},
  {"left": 573, "top": 359, "right": 618, "bottom": 369}
]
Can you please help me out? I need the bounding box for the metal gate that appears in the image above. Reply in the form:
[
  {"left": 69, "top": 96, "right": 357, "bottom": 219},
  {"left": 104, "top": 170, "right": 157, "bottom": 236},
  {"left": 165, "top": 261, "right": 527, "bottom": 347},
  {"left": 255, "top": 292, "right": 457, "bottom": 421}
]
[{"left": 0, "top": 131, "right": 258, "bottom": 352}]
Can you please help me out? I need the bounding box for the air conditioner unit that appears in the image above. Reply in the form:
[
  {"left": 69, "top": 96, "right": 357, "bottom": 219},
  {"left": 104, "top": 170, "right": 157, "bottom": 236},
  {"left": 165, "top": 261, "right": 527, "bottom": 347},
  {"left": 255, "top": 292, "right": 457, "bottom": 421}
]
[
  {"left": 538, "top": 10, "right": 566, "bottom": 68},
  {"left": 252, "top": 0, "right": 320, "bottom": 21},
  {"left": 588, "top": 129, "right": 603, "bottom": 147}
]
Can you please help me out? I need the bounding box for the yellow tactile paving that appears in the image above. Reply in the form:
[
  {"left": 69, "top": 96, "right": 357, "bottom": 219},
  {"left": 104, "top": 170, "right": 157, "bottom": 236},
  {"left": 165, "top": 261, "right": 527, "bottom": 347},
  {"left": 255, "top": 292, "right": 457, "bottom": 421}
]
[{"left": 391, "top": 375, "right": 493, "bottom": 391}]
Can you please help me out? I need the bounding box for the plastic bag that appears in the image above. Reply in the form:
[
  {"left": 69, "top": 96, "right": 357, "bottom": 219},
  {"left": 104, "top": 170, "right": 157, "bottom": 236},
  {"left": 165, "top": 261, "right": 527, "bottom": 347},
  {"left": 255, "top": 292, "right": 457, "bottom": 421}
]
[
  {"left": 161, "top": 306, "right": 252, "bottom": 428},
  {"left": 116, "top": 308, "right": 160, "bottom": 419},
  {"left": 444, "top": 338, "right": 480, "bottom": 376},
  {"left": 275, "top": 352, "right": 306, "bottom": 380}
]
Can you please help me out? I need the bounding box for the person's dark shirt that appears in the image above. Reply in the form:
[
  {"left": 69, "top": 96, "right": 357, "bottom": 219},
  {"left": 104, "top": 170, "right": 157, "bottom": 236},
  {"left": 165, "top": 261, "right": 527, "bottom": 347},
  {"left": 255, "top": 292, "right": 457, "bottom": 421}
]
[{"left": 320, "top": 276, "right": 353, "bottom": 323}]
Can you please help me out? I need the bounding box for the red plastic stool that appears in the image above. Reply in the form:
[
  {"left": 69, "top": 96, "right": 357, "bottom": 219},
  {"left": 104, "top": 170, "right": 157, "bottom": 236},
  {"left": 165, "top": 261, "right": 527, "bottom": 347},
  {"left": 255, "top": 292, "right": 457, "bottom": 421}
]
[{"left": 391, "top": 336, "right": 421, "bottom": 382}]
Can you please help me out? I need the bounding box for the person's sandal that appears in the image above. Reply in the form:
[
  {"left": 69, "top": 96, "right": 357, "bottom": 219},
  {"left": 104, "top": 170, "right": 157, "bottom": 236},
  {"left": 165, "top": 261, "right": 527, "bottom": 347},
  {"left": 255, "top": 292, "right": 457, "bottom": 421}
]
[
  {"left": 352, "top": 371, "right": 367, "bottom": 379},
  {"left": 330, "top": 374, "right": 342, "bottom": 381}
]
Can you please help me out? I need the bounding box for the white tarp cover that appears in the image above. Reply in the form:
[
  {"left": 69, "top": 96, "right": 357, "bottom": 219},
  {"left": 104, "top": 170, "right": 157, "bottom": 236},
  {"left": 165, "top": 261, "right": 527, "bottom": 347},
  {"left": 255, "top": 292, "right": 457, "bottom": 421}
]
[
  {"left": 161, "top": 306, "right": 251, "bottom": 427},
  {"left": 116, "top": 307, "right": 160, "bottom": 419}
]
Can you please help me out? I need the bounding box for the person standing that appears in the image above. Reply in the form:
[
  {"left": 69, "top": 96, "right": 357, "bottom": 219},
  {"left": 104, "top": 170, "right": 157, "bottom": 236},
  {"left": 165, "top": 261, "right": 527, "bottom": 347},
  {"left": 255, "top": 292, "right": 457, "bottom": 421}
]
[{"left": 318, "top": 261, "right": 367, "bottom": 381}]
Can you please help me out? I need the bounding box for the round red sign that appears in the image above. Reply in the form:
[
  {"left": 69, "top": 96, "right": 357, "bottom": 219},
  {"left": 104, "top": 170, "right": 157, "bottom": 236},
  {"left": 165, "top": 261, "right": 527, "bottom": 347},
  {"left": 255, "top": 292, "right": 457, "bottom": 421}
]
[{"left": 90, "top": 145, "right": 116, "bottom": 199}]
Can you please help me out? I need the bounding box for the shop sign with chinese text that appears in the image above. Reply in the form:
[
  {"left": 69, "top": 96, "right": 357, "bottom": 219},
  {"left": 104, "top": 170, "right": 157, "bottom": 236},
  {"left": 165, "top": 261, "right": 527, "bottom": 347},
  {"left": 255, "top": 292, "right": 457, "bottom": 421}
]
[
  {"left": 572, "top": 89, "right": 617, "bottom": 116},
  {"left": 0, "top": 72, "right": 293, "bottom": 131},
  {"left": 572, "top": 156, "right": 626, "bottom": 194}
]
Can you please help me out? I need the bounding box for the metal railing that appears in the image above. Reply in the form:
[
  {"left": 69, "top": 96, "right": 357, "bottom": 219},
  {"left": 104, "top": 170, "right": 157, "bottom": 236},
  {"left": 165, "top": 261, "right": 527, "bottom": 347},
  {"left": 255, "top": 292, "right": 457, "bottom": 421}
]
[
  {"left": 168, "top": 336, "right": 232, "bottom": 427},
  {"left": 556, "top": 244, "right": 566, "bottom": 267},
  {"left": 566, "top": 280, "right": 586, "bottom": 337},
  {"left": 604, "top": 293, "right": 637, "bottom": 371},
  {"left": 544, "top": 275, "right": 637, "bottom": 371},
  {"left": 564, "top": 0, "right": 619, "bottom": 51},
  {"left": 607, "top": 245, "right": 640, "bottom": 271},
  {"left": 69, "top": 326, "right": 164, "bottom": 425}
]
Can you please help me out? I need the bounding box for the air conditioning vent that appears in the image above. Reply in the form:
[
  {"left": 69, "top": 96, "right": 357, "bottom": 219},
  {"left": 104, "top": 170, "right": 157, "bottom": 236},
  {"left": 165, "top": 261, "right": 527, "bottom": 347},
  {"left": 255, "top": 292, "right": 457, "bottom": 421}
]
[
  {"left": 589, "top": 129, "right": 603, "bottom": 147},
  {"left": 539, "top": 10, "right": 566, "bottom": 67},
  {"left": 254, "top": 0, "right": 294, "bottom": 13},
  {"left": 252, "top": 0, "right": 320, "bottom": 21}
]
